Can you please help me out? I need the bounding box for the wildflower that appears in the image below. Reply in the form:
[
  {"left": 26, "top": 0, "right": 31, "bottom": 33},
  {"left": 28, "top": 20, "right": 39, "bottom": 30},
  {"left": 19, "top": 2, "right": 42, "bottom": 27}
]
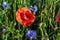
[
  {"left": 2, "top": 2, "right": 9, "bottom": 9},
  {"left": 16, "top": 7, "right": 35, "bottom": 26},
  {"left": 55, "top": 13, "right": 60, "bottom": 22},
  {"left": 30, "top": 4, "right": 38, "bottom": 14},
  {"left": 26, "top": 30, "right": 37, "bottom": 39}
]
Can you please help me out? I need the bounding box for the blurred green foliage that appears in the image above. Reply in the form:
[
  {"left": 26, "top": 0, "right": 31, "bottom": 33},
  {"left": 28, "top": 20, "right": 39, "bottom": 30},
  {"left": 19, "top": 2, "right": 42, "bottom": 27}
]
[{"left": 0, "top": 0, "right": 60, "bottom": 40}]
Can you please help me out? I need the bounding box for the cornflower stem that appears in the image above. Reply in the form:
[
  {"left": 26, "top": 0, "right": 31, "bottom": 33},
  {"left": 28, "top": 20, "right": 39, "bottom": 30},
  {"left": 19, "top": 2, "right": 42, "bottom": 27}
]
[
  {"left": 30, "top": 38, "right": 32, "bottom": 40},
  {"left": 22, "top": 26, "right": 26, "bottom": 39}
]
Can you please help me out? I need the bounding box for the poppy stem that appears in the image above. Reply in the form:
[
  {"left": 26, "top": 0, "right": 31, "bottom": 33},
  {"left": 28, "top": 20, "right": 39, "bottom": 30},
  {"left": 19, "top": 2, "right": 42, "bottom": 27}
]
[
  {"left": 23, "top": 27, "right": 26, "bottom": 32},
  {"left": 18, "top": 23, "right": 20, "bottom": 30}
]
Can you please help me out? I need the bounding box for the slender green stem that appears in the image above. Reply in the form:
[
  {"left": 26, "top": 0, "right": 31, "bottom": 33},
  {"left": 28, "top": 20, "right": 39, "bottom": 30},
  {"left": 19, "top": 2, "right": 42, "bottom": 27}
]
[
  {"left": 40, "top": 26, "right": 44, "bottom": 40},
  {"left": 30, "top": 38, "right": 32, "bottom": 40}
]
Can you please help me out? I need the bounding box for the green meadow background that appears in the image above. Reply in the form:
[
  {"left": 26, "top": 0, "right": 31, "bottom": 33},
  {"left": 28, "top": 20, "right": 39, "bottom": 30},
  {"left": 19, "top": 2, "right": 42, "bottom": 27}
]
[{"left": 0, "top": 0, "right": 60, "bottom": 40}]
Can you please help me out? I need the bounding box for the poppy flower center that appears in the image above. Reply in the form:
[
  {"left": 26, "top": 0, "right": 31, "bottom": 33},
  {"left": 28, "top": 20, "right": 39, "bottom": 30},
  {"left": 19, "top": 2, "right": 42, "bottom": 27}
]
[
  {"left": 25, "top": 14, "right": 29, "bottom": 18},
  {"left": 25, "top": 11, "right": 30, "bottom": 19},
  {"left": 58, "top": 18, "right": 60, "bottom": 20}
]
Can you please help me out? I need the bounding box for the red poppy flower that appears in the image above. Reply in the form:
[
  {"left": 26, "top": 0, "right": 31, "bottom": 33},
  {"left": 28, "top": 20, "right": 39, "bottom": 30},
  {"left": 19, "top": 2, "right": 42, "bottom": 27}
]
[
  {"left": 16, "top": 7, "right": 35, "bottom": 26},
  {"left": 55, "top": 13, "right": 60, "bottom": 22}
]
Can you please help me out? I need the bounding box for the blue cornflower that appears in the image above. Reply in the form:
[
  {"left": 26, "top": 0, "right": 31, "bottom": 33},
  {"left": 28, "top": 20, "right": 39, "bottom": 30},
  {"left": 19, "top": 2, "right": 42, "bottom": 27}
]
[
  {"left": 30, "top": 4, "right": 38, "bottom": 13},
  {"left": 26, "top": 30, "right": 37, "bottom": 39},
  {"left": 2, "top": 2, "right": 9, "bottom": 9}
]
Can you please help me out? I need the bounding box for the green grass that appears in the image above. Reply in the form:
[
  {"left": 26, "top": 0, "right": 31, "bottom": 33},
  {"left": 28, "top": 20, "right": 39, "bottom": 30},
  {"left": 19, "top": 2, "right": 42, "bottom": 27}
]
[{"left": 0, "top": 0, "right": 60, "bottom": 40}]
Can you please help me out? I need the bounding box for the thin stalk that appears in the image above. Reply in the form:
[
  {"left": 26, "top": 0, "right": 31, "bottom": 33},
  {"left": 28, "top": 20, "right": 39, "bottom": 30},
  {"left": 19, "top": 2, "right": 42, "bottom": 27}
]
[
  {"left": 40, "top": 26, "right": 44, "bottom": 40},
  {"left": 30, "top": 38, "right": 32, "bottom": 40}
]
